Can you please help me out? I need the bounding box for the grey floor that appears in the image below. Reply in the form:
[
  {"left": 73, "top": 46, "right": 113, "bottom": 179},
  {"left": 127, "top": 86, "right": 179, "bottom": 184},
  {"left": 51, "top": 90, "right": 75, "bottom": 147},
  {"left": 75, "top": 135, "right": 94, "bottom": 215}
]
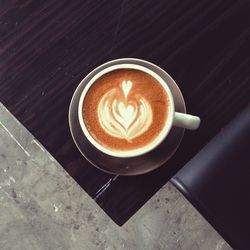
[{"left": 0, "top": 103, "right": 232, "bottom": 250}]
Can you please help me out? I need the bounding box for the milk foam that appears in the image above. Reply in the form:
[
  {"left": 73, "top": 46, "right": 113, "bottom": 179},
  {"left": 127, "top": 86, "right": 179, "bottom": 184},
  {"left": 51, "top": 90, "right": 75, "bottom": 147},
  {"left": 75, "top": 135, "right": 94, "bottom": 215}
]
[{"left": 98, "top": 80, "right": 153, "bottom": 141}]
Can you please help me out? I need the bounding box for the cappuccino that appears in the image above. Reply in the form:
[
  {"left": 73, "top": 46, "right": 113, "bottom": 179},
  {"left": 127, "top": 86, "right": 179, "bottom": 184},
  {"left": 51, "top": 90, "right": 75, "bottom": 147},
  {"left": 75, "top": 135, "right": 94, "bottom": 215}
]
[{"left": 82, "top": 69, "right": 170, "bottom": 153}]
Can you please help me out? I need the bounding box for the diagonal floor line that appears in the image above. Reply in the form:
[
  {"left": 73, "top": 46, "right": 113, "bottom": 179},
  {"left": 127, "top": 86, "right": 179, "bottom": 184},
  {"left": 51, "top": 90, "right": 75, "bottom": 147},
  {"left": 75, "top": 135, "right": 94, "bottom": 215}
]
[{"left": 0, "top": 120, "right": 31, "bottom": 157}]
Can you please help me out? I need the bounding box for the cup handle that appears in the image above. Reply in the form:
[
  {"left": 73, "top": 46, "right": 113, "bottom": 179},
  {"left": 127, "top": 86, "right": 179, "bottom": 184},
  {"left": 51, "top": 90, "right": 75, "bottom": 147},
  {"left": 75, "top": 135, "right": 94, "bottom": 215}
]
[{"left": 173, "top": 112, "right": 201, "bottom": 130}]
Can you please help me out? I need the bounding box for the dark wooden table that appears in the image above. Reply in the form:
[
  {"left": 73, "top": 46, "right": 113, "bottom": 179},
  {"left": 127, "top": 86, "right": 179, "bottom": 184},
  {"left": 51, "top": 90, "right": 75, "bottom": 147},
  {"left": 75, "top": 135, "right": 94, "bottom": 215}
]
[{"left": 1, "top": 0, "right": 249, "bottom": 225}]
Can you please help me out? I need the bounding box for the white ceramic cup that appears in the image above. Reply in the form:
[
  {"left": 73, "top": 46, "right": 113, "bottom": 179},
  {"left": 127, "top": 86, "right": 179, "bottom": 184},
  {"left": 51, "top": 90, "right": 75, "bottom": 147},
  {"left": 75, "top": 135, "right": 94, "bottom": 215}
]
[{"left": 78, "top": 63, "right": 200, "bottom": 158}]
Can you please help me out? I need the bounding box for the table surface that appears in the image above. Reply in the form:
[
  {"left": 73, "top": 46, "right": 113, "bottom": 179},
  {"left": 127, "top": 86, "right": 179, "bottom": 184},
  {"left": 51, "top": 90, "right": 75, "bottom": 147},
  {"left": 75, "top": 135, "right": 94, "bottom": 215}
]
[{"left": 0, "top": 0, "right": 250, "bottom": 225}]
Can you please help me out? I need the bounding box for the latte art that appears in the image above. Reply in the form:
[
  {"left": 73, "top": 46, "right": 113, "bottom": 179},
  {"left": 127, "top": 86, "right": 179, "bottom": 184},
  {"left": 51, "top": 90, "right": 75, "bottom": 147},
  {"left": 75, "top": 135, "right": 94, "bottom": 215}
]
[
  {"left": 98, "top": 81, "right": 153, "bottom": 141},
  {"left": 82, "top": 68, "right": 169, "bottom": 152}
]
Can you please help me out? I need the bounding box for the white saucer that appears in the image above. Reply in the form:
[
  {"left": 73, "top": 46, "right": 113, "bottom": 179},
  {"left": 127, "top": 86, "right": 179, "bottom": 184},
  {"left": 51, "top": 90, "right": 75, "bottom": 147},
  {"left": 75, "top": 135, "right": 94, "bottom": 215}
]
[{"left": 68, "top": 58, "right": 186, "bottom": 175}]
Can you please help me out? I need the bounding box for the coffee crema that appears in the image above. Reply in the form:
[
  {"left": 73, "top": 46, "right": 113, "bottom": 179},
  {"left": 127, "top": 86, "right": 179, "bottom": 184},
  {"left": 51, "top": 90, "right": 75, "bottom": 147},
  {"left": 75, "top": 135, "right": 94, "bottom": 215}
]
[{"left": 82, "top": 69, "right": 169, "bottom": 152}]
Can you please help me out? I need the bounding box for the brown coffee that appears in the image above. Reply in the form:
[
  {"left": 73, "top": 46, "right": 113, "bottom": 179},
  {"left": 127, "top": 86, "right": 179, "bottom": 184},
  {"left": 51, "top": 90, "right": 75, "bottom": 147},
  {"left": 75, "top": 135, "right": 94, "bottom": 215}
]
[{"left": 82, "top": 69, "right": 170, "bottom": 152}]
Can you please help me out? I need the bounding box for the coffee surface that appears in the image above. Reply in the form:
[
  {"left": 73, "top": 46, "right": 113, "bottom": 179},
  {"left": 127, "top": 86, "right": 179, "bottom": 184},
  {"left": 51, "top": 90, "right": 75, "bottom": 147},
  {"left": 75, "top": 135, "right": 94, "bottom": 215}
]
[{"left": 82, "top": 69, "right": 169, "bottom": 152}]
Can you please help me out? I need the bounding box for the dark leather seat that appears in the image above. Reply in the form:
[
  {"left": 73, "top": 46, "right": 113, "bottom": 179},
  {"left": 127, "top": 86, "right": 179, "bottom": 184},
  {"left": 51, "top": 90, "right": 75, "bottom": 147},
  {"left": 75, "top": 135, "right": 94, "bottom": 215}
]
[{"left": 171, "top": 105, "right": 250, "bottom": 250}]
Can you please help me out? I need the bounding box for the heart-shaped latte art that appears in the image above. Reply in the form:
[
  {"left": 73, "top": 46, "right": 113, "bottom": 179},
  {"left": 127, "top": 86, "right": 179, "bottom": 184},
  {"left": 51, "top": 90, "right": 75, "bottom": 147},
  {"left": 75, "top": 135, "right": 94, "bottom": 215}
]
[
  {"left": 98, "top": 80, "right": 152, "bottom": 141},
  {"left": 115, "top": 102, "right": 137, "bottom": 130},
  {"left": 122, "top": 80, "right": 132, "bottom": 99}
]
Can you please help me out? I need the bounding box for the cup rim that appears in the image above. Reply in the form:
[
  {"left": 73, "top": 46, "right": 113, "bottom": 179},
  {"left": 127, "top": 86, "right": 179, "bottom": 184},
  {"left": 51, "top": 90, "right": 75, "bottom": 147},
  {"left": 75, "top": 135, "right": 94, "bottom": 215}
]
[{"left": 78, "top": 63, "right": 175, "bottom": 158}]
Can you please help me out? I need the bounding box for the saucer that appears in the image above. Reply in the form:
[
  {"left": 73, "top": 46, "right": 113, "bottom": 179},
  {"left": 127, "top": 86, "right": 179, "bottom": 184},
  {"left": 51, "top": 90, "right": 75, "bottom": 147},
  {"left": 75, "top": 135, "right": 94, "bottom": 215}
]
[{"left": 68, "top": 58, "right": 186, "bottom": 175}]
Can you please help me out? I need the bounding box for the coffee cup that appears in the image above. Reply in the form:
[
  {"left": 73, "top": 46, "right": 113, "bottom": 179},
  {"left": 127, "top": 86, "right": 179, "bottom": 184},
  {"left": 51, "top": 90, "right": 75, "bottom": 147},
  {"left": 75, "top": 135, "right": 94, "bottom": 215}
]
[{"left": 78, "top": 62, "right": 200, "bottom": 158}]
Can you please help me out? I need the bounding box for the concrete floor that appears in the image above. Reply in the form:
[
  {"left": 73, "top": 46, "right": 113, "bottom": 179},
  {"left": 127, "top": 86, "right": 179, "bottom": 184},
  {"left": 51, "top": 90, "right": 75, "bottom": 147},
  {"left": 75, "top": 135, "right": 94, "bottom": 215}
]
[{"left": 0, "top": 103, "right": 232, "bottom": 250}]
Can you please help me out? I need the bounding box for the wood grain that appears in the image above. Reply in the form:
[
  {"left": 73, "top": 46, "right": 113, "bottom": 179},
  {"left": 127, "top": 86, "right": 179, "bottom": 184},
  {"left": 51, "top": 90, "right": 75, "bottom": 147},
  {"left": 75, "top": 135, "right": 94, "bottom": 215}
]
[{"left": 0, "top": 0, "right": 249, "bottom": 225}]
